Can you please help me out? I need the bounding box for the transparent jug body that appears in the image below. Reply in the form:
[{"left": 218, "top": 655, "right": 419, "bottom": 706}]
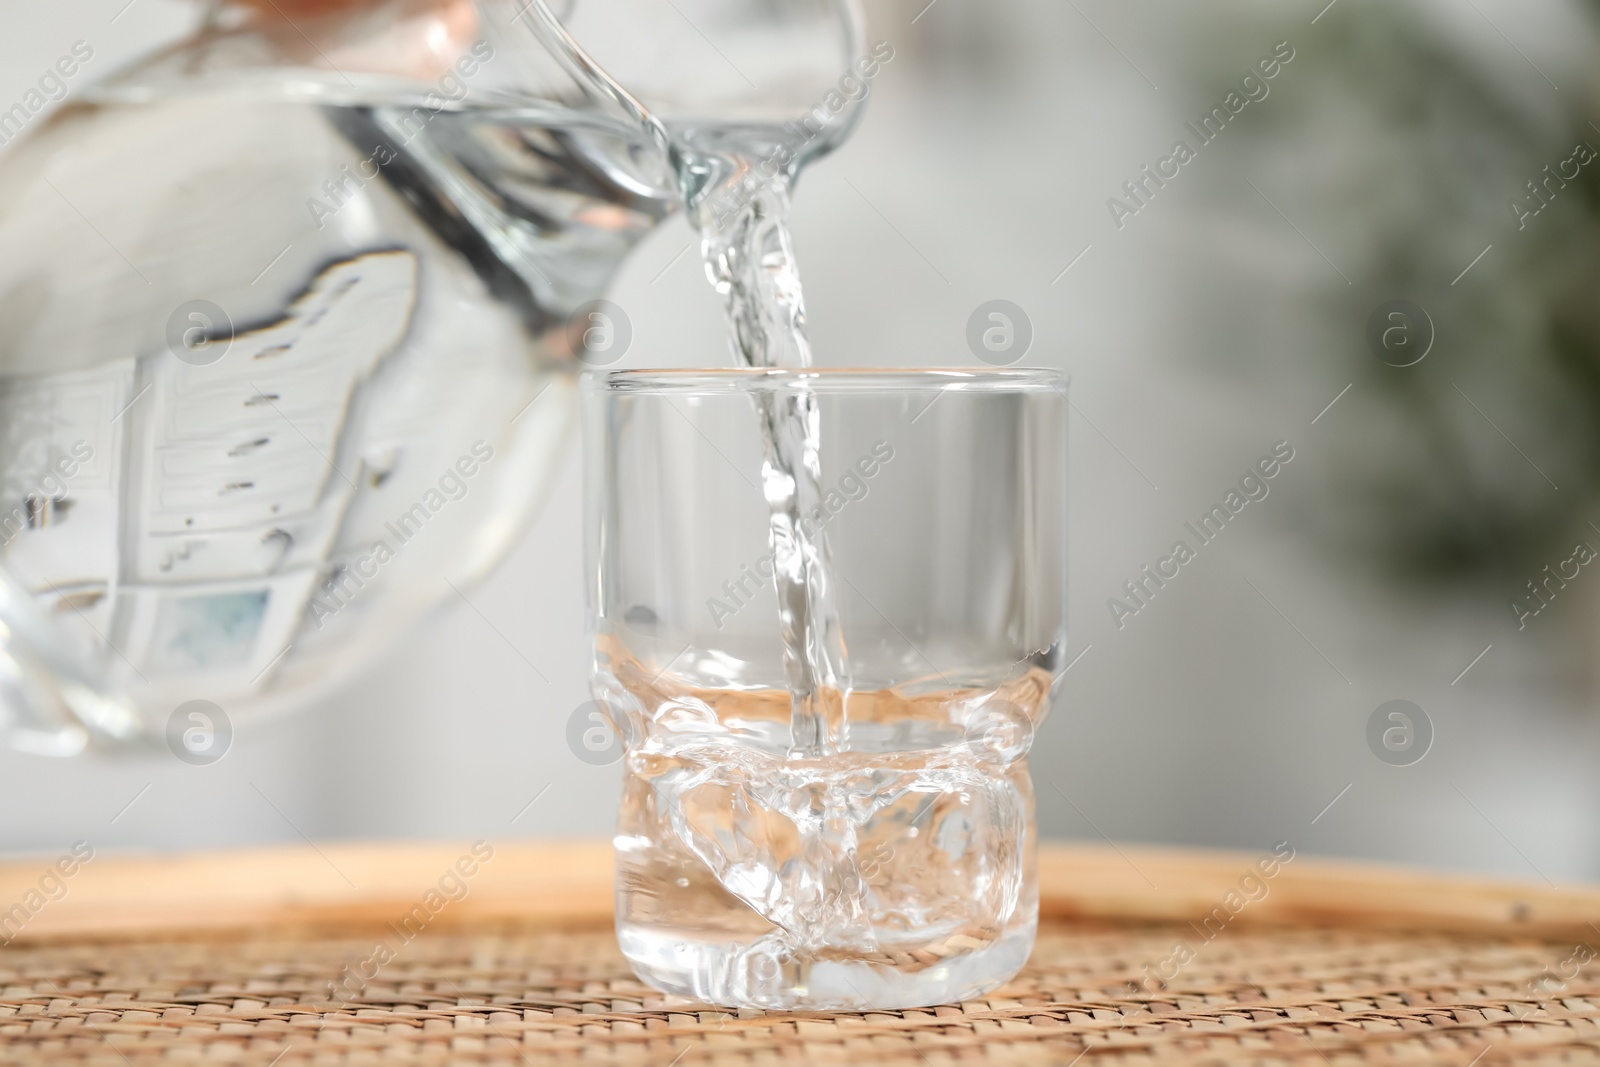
[{"left": 0, "top": 0, "right": 863, "bottom": 755}]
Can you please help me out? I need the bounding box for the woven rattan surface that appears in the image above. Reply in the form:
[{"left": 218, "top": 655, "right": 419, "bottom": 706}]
[
  {"left": 6, "top": 841, "right": 1600, "bottom": 1065},
  {"left": 4, "top": 918, "right": 1600, "bottom": 1065}
]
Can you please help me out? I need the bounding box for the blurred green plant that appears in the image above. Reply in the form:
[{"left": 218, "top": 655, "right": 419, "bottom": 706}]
[{"left": 1187, "top": 2, "right": 1600, "bottom": 587}]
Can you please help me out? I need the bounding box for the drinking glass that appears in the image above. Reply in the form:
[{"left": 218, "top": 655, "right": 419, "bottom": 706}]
[{"left": 583, "top": 368, "right": 1067, "bottom": 1010}]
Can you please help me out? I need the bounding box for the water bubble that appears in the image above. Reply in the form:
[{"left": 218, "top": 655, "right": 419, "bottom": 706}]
[
  {"left": 1364, "top": 299, "right": 1433, "bottom": 367},
  {"left": 566, "top": 699, "right": 623, "bottom": 765},
  {"left": 166, "top": 699, "right": 232, "bottom": 765},
  {"left": 1365, "top": 699, "right": 1432, "bottom": 766},
  {"left": 750, "top": 948, "right": 792, "bottom": 984},
  {"left": 568, "top": 299, "right": 632, "bottom": 366},
  {"left": 966, "top": 299, "right": 1033, "bottom": 366},
  {"left": 166, "top": 300, "right": 234, "bottom": 366}
]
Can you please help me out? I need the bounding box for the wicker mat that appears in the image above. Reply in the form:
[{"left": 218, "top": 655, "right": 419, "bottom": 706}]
[{"left": 4, "top": 918, "right": 1600, "bottom": 1065}]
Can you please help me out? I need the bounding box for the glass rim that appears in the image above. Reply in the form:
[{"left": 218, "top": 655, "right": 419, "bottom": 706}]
[{"left": 584, "top": 367, "right": 1067, "bottom": 394}]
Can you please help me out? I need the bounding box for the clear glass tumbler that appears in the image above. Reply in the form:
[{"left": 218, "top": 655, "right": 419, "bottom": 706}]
[{"left": 583, "top": 368, "right": 1067, "bottom": 1010}]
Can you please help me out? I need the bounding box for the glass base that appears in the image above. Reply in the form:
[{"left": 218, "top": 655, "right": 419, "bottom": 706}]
[
  {"left": 618, "top": 917, "right": 1037, "bottom": 1011},
  {"left": 609, "top": 743, "right": 1039, "bottom": 1010}
]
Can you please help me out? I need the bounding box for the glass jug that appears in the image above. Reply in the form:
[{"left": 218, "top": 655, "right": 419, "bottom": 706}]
[{"left": 0, "top": 0, "right": 864, "bottom": 756}]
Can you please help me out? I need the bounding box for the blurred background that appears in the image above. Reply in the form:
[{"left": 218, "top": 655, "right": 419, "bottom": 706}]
[{"left": 3, "top": 0, "right": 1600, "bottom": 884}]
